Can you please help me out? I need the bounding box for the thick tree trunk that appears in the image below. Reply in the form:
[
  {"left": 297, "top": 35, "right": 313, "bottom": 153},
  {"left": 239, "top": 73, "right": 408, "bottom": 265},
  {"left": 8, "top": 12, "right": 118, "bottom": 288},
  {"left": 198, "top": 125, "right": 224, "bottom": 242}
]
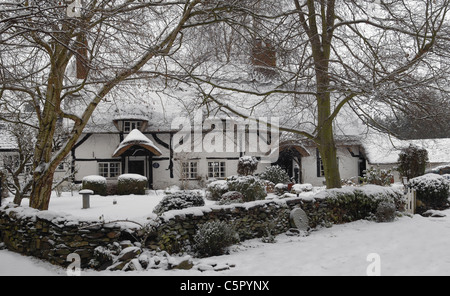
[
  {"left": 316, "top": 89, "right": 342, "bottom": 189},
  {"left": 29, "top": 56, "right": 65, "bottom": 210},
  {"left": 29, "top": 169, "right": 55, "bottom": 210},
  {"left": 317, "top": 128, "right": 341, "bottom": 189}
]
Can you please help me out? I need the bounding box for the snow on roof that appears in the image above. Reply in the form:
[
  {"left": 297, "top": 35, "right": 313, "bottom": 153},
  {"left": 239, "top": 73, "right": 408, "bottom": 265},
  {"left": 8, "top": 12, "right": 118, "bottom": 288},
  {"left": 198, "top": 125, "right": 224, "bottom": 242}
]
[
  {"left": 113, "top": 129, "right": 162, "bottom": 157},
  {"left": 361, "top": 132, "right": 450, "bottom": 165}
]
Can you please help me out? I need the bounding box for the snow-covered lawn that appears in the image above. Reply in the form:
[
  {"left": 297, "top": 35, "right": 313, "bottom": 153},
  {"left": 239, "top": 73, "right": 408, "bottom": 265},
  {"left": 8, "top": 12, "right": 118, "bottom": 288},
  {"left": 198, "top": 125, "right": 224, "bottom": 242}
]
[
  {"left": 1, "top": 190, "right": 450, "bottom": 276},
  {"left": 4, "top": 190, "right": 216, "bottom": 224}
]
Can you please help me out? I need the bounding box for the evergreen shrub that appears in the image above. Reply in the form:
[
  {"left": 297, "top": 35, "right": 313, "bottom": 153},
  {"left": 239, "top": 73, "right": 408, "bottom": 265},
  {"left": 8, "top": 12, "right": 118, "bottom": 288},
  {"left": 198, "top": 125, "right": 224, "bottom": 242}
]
[
  {"left": 193, "top": 221, "right": 240, "bottom": 257},
  {"left": 408, "top": 174, "right": 450, "bottom": 214},
  {"left": 82, "top": 175, "right": 107, "bottom": 196},
  {"left": 153, "top": 191, "right": 205, "bottom": 215},
  {"left": 117, "top": 174, "right": 147, "bottom": 195}
]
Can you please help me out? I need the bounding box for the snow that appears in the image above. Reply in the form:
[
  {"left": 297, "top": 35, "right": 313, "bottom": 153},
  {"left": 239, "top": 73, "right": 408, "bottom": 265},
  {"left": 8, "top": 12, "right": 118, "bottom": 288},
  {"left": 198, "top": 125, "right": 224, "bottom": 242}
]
[
  {"left": 2, "top": 210, "right": 450, "bottom": 276},
  {"left": 1, "top": 187, "right": 450, "bottom": 276},
  {"left": 118, "top": 174, "right": 148, "bottom": 182},
  {"left": 113, "top": 129, "right": 162, "bottom": 156},
  {"left": 291, "top": 183, "right": 313, "bottom": 193},
  {"left": 361, "top": 131, "right": 450, "bottom": 165},
  {"left": 82, "top": 175, "right": 107, "bottom": 184}
]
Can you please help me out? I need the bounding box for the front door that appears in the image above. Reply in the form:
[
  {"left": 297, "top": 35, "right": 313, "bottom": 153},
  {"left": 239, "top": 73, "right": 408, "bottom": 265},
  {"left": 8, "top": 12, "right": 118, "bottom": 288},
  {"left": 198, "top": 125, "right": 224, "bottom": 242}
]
[{"left": 128, "top": 160, "right": 145, "bottom": 176}]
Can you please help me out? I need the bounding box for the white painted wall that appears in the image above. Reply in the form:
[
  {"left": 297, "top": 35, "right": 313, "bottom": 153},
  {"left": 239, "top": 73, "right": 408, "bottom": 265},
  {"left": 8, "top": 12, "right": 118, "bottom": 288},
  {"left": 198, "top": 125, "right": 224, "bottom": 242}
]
[
  {"left": 302, "top": 146, "right": 362, "bottom": 187},
  {"left": 73, "top": 132, "right": 364, "bottom": 189}
]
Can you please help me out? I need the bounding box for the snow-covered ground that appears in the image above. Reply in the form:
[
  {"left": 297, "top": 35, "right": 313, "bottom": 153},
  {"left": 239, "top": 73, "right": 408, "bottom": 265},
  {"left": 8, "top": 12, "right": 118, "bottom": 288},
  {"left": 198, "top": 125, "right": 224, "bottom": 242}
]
[{"left": 1, "top": 191, "right": 450, "bottom": 276}]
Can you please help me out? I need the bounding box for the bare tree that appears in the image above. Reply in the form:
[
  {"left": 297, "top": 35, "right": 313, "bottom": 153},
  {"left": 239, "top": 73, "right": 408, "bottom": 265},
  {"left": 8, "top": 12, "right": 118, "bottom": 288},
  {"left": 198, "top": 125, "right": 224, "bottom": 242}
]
[
  {"left": 1, "top": 123, "right": 36, "bottom": 205},
  {"left": 172, "top": 0, "right": 450, "bottom": 189},
  {"left": 0, "top": 0, "right": 231, "bottom": 210}
]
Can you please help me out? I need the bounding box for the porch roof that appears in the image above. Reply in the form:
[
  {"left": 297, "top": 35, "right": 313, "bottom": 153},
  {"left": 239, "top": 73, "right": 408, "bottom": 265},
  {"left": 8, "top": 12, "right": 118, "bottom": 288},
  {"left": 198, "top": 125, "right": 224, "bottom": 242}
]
[{"left": 112, "top": 129, "right": 162, "bottom": 157}]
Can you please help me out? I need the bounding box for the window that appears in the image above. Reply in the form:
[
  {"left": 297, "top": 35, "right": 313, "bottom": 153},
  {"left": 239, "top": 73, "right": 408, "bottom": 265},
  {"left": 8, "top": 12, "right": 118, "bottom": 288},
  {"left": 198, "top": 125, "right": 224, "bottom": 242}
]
[
  {"left": 123, "top": 121, "right": 142, "bottom": 133},
  {"left": 318, "top": 158, "right": 325, "bottom": 177},
  {"left": 99, "top": 162, "right": 121, "bottom": 178},
  {"left": 317, "top": 149, "right": 339, "bottom": 178},
  {"left": 208, "top": 161, "right": 226, "bottom": 178},
  {"left": 181, "top": 161, "right": 198, "bottom": 180}
]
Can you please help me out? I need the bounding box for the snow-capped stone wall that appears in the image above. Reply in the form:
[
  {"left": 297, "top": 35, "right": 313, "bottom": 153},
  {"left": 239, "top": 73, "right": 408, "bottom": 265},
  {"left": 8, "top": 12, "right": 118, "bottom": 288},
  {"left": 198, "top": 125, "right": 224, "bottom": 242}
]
[
  {"left": 0, "top": 185, "right": 406, "bottom": 269},
  {"left": 146, "top": 200, "right": 292, "bottom": 253},
  {"left": 0, "top": 204, "right": 128, "bottom": 268}
]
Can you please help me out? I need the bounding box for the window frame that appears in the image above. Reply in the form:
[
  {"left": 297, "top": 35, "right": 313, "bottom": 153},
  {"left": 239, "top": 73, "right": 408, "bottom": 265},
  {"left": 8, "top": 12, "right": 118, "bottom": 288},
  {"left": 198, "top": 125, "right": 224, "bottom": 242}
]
[
  {"left": 123, "top": 120, "right": 142, "bottom": 133},
  {"left": 181, "top": 161, "right": 198, "bottom": 180},
  {"left": 98, "top": 162, "right": 122, "bottom": 178},
  {"left": 208, "top": 161, "right": 226, "bottom": 179}
]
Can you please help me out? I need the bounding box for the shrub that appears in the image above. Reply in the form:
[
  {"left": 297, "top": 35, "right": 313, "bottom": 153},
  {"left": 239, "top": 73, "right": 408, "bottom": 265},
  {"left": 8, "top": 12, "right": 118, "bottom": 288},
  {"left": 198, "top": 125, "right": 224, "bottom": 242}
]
[
  {"left": 153, "top": 191, "right": 205, "bottom": 215},
  {"left": 117, "top": 174, "right": 147, "bottom": 195},
  {"left": 274, "top": 183, "right": 289, "bottom": 196},
  {"left": 218, "top": 191, "right": 244, "bottom": 205},
  {"left": 443, "top": 174, "right": 450, "bottom": 182},
  {"left": 237, "top": 156, "right": 259, "bottom": 176},
  {"left": 106, "top": 180, "right": 118, "bottom": 196},
  {"left": 408, "top": 174, "right": 450, "bottom": 214},
  {"left": 259, "top": 165, "right": 290, "bottom": 184},
  {"left": 397, "top": 144, "right": 429, "bottom": 179},
  {"left": 375, "top": 201, "right": 396, "bottom": 223},
  {"left": 314, "top": 185, "right": 405, "bottom": 224},
  {"left": 82, "top": 175, "right": 107, "bottom": 196},
  {"left": 193, "top": 221, "right": 240, "bottom": 257},
  {"left": 205, "top": 180, "right": 229, "bottom": 201},
  {"left": 291, "top": 183, "right": 313, "bottom": 194},
  {"left": 227, "top": 175, "right": 267, "bottom": 202},
  {"left": 361, "top": 167, "right": 393, "bottom": 186}
]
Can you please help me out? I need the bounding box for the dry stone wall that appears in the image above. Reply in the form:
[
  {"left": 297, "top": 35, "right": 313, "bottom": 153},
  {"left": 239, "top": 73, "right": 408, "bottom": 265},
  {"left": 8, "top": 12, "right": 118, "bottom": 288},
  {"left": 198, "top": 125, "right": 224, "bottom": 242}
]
[
  {"left": 0, "top": 185, "right": 405, "bottom": 269},
  {"left": 146, "top": 200, "right": 294, "bottom": 253},
  {"left": 0, "top": 204, "right": 128, "bottom": 268}
]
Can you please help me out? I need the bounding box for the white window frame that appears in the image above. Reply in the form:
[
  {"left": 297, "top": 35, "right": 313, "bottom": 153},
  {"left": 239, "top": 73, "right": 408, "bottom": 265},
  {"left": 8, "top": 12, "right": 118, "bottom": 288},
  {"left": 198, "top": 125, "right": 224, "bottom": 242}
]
[
  {"left": 98, "top": 162, "right": 121, "bottom": 178},
  {"left": 123, "top": 121, "right": 142, "bottom": 133},
  {"left": 181, "top": 161, "right": 198, "bottom": 180},
  {"left": 208, "top": 161, "right": 226, "bottom": 179}
]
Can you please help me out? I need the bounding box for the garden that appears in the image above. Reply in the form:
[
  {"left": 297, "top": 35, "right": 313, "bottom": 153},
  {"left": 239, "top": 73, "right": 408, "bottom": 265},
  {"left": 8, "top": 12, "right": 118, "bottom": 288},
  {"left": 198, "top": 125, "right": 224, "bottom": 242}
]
[{"left": 1, "top": 155, "right": 449, "bottom": 274}]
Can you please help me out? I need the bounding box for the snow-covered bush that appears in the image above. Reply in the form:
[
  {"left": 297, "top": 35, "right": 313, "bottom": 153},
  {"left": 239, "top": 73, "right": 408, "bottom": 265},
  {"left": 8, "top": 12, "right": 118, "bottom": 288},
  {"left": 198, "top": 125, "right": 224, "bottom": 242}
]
[
  {"left": 361, "top": 166, "right": 393, "bottom": 186},
  {"left": 375, "top": 201, "right": 396, "bottom": 223},
  {"left": 218, "top": 191, "right": 244, "bottom": 205},
  {"left": 237, "top": 156, "right": 259, "bottom": 176},
  {"left": 205, "top": 180, "right": 229, "bottom": 201},
  {"left": 291, "top": 183, "right": 313, "bottom": 194},
  {"left": 117, "top": 174, "right": 148, "bottom": 195},
  {"left": 82, "top": 175, "right": 107, "bottom": 196},
  {"left": 153, "top": 191, "right": 205, "bottom": 215},
  {"left": 408, "top": 174, "right": 450, "bottom": 214},
  {"left": 227, "top": 175, "right": 267, "bottom": 202},
  {"left": 274, "top": 183, "right": 289, "bottom": 195},
  {"left": 443, "top": 174, "right": 450, "bottom": 182},
  {"left": 259, "top": 165, "right": 290, "bottom": 185},
  {"left": 314, "top": 185, "right": 405, "bottom": 224},
  {"left": 193, "top": 221, "right": 240, "bottom": 257}
]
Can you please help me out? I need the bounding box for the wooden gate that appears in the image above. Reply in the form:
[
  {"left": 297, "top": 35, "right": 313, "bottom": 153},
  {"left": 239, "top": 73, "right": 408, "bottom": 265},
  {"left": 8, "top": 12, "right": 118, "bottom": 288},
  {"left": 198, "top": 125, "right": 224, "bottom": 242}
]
[{"left": 404, "top": 187, "right": 416, "bottom": 214}]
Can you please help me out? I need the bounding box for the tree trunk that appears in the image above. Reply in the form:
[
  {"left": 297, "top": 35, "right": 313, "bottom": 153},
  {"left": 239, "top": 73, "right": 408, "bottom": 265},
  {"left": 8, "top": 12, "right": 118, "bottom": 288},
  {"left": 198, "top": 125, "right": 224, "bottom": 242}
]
[
  {"left": 316, "top": 88, "right": 342, "bottom": 189},
  {"left": 317, "top": 127, "right": 341, "bottom": 189},
  {"left": 29, "top": 57, "right": 65, "bottom": 210},
  {"left": 29, "top": 168, "right": 56, "bottom": 210}
]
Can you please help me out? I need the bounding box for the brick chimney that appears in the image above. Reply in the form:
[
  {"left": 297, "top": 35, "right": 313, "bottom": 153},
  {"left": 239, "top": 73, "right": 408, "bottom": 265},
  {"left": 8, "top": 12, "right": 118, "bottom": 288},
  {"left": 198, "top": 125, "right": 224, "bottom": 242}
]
[{"left": 251, "top": 38, "right": 277, "bottom": 76}]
